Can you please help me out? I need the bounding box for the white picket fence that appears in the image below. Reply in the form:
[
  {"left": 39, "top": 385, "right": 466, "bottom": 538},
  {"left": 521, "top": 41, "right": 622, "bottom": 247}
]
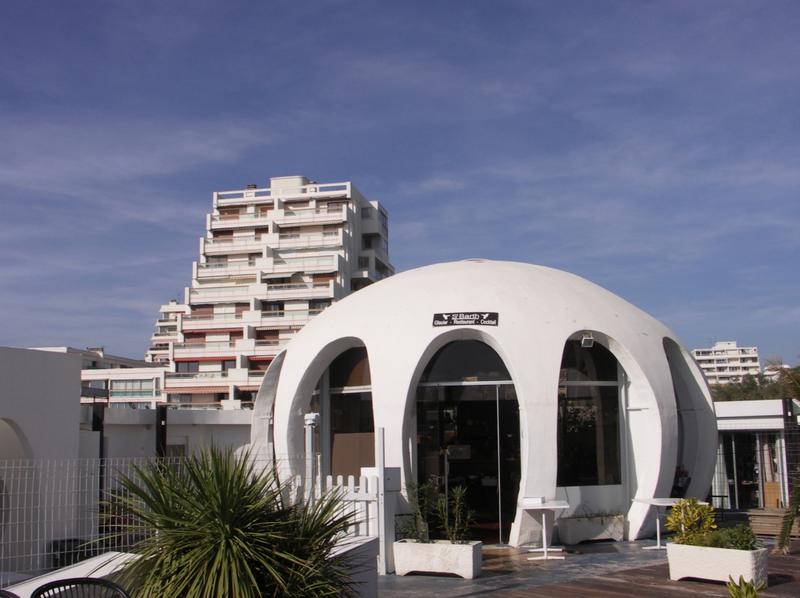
[{"left": 0, "top": 438, "right": 394, "bottom": 587}]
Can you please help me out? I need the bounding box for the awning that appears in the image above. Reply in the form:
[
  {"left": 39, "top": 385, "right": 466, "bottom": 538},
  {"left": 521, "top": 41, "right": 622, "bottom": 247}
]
[
  {"left": 165, "top": 386, "right": 229, "bottom": 394},
  {"left": 237, "top": 385, "right": 260, "bottom": 391},
  {"left": 174, "top": 356, "right": 236, "bottom": 362},
  {"left": 248, "top": 356, "right": 273, "bottom": 361},
  {"left": 182, "top": 328, "right": 243, "bottom": 334}
]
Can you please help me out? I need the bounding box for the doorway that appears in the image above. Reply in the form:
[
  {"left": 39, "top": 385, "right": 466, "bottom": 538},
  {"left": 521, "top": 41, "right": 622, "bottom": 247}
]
[{"left": 415, "top": 341, "right": 521, "bottom": 544}]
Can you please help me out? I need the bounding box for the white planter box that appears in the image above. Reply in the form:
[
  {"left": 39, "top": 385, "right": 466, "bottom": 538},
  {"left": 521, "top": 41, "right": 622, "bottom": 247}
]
[
  {"left": 557, "top": 515, "right": 624, "bottom": 545},
  {"left": 393, "top": 540, "right": 482, "bottom": 579},
  {"left": 666, "top": 543, "right": 769, "bottom": 587}
]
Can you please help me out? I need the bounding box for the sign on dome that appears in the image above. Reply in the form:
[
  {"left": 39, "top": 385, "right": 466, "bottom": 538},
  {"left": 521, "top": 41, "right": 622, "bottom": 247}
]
[{"left": 432, "top": 312, "right": 499, "bottom": 327}]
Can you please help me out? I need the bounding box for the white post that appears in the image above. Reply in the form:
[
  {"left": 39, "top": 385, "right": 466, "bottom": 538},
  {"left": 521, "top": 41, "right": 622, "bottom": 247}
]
[
  {"left": 304, "top": 413, "right": 319, "bottom": 503},
  {"left": 377, "top": 427, "right": 387, "bottom": 575}
]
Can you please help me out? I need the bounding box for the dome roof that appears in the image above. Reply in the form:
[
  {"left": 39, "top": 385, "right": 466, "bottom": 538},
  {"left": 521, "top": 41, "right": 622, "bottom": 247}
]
[{"left": 295, "top": 259, "right": 673, "bottom": 346}]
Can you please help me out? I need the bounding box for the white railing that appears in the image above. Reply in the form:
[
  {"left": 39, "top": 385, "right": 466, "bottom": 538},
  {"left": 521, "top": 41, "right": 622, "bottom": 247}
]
[
  {"left": 165, "top": 371, "right": 230, "bottom": 379},
  {"left": 272, "top": 256, "right": 334, "bottom": 270},
  {"left": 183, "top": 312, "right": 243, "bottom": 321},
  {"left": 261, "top": 309, "right": 324, "bottom": 321},
  {"left": 172, "top": 341, "right": 236, "bottom": 351},
  {"left": 0, "top": 457, "right": 183, "bottom": 588},
  {"left": 215, "top": 182, "right": 349, "bottom": 205},
  {"left": 0, "top": 429, "right": 389, "bottom": 587},
  {"left": 189, "top": 285, "right": 254, "bottom": 299},
  {"left": 267, "top": 282, "right": 330, "bottom": 292}
]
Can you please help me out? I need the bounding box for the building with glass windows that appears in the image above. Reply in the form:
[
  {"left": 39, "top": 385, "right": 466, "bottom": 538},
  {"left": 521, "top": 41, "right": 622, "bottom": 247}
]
[
  {"left": 253, "top": 259, "right": 718, "bottom": 548},
  {"left": 144, "top": 175, "right": 393, "bottom": 407}
]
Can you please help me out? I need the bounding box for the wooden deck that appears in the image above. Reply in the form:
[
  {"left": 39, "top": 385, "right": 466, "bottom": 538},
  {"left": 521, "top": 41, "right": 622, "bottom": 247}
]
[{"left": 492, "top": 548, "right": 800, "bottom": 597}]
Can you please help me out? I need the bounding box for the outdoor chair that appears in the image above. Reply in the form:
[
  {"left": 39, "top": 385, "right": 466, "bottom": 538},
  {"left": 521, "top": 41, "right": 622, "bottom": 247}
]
[{"left": 30, "top": 578, "right": 129, "bottom": 598}]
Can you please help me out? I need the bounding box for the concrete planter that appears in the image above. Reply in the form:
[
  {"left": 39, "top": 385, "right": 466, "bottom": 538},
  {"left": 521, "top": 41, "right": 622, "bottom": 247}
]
[
  {"left": 666, "top": 543, "right": 769, "bottom": 587},
  {"left": 557, "top": 515, "right": 625, "bottom": 545},
  {"left": 393, "top": 540, "right": 482, "bottom": 579}
]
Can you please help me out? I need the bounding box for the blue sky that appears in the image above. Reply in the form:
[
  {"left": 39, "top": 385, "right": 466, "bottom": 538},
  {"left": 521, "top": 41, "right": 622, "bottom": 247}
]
[{"left": 1, "top": 1, "right": 798, "bottom": 364}]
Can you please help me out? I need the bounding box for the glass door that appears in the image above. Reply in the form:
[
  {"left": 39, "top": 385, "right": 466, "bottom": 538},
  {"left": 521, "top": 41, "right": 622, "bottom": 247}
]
[{"left": 416, "top": 383, "right": 520, "bottom": 544}]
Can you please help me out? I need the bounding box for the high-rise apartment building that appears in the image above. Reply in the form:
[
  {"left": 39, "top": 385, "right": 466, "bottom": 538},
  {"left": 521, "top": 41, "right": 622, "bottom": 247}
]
[
  {"left": 145, "top": 175, "right": 393, "bottom": 407},
  {"left": 691, "top": 340, "right": 761, "bottom": 385}
]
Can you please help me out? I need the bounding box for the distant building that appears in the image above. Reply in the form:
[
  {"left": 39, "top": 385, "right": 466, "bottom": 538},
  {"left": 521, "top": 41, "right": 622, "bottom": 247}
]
[
  {"left": 691, "top": 341, "right": 761, "bottom": 385},
  {"left": 144, "top": 175, "right": 393, "bottom": 409}
]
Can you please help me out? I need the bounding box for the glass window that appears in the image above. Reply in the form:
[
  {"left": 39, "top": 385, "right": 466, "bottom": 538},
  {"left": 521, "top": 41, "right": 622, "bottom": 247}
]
[
  {"left": 329, "top": 347, "right": 370, "bottom": 388},
  {"left": 557, "top": 339, "right": 622, "bottom": 486},
  {"left": 557, "top": 385, "right": 621, "bottom": 485},
  {"left": 109, "top": 379, "right": 154, "bottom": 398},
  {"left": 420, "top": 340, "right": 510, "bottom": 383},
  {"left": 559, "top": 341, "right": 618, "bottom": 383}
]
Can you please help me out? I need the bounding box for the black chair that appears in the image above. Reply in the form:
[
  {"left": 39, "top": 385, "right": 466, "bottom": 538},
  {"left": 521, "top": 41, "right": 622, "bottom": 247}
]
[
  {"left": 31, "top": 578, "right": 129, "bottom": 598},
  {"left": 0, "top": 589, "right": 21, "bottom": 598}
]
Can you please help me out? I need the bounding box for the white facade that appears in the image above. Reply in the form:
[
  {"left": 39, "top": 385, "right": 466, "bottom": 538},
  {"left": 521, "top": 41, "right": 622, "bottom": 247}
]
[
  {"left": 145, "top": 175, "right": 392, "bottom": 409},
  {"left": 0, "top": 347, "right": 81, "bottom": 459},
  {"left": 254, "top": 260, "right": 718, "bottom": 548},
  {"left": 692, "top": 341, "right": 761, "bottom": 385}
]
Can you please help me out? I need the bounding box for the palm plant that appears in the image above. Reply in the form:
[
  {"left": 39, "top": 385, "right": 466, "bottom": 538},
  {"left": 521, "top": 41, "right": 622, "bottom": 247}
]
[{"left": 104, "top": 447, "right": 355, "bottom": 598}]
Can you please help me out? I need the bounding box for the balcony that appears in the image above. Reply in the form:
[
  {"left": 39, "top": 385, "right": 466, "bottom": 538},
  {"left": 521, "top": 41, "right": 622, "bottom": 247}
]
[
  {"left": 209, "top": 211, "right": 271, "bottom": 230},
  {"left": 259, "top": 309, "right": 323, "bottom": 326},
  {"left": 215, "top": 182, "right": 350, "bottom": 207},
  {"left": 173, "top": 341, "right": 237, "bottom": 358},
  {"left": 196, "top": 261, "right": 262, "bottom": 279},
  {"left": 265, "top": 280, "right": 334, "bottom": 300},
  {"left": 275, "top": 205, "right": 347, "bottom": 226},
  {"left": 276, "top": 230, "right": 343, "bottom": 250},
  {"left": 204, "top": 235, "right": 266, "bottom": 255},
  {"left": 189, "top": 284, "right": 265, "bottom": 303},
  {"left": 271, "top": 255, "right": 337, "bottom": 274}
]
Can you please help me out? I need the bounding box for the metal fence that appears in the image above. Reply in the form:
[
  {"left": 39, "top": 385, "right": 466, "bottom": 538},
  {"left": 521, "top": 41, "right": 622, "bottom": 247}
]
[
  {"left": 0, "top": 457, "right": 180, "bottom": 587},
  {"left": 0, "top": 455, "right": 383, "bottom": 588}
]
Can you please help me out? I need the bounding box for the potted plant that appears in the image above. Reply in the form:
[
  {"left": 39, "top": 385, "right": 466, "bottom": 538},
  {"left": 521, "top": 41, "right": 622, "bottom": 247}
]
[
  {"left": 394, "top": 482, "right": 482, "bottom": 579},
  {"left": 556, "top": 508, "right": 625, "bottom": 545},
  {"left": 665, "top": 498, "right": 768, "bottom": 588}
]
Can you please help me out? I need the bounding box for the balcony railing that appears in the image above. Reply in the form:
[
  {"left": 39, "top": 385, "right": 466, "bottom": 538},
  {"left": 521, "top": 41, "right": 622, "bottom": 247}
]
[
  {"left": 165, "top": 371, "right": 230, "bottom": 379},
  {"left": 173, "top": 341, "right": 237, "bottom": 350},
  {"left": 189, "top": 285, "right": 254, "bottom": 298},
  {"left": 260, "top": 308, "right": 324, "bottom": 321},
  {"left": 267, "top": 282, "right": 330, "bottom": 292},
  {"left": 183, "top": 312, "right": 243, "bottom": 321},
  {"left": 254, "top": 340, "right": 280, "bottom": 347},
  {"left": 215, "top": 182, "right": 350, "bottom": 206}
]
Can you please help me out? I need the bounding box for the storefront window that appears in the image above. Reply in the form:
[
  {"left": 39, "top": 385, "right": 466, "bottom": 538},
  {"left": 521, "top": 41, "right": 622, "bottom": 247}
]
[{"left": 557, "top": 340, "right": 622, "bottom": 486}]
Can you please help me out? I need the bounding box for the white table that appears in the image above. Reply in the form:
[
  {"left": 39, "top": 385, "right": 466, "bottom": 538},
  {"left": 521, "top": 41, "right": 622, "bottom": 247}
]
[
  {"left": 519, "top": 498, "right": 570, "bottom": 560},
  {"left": 633, "top": 497, "right": 708, "bottom": 550}
]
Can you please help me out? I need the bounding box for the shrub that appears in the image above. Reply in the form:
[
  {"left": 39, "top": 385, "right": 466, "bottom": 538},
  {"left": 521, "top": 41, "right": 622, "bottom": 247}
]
[
  {"left": 105, "top": 447, "right": 355, "bottom": 598},
  {"left": 436, "top": 485, "right": 474, "bottom": 544},
  {"left": 700, "top": 526, "right": 760, "bottom": 550},
  {"left": 665, "top": 497, "right": 717, "bottom": 545}
]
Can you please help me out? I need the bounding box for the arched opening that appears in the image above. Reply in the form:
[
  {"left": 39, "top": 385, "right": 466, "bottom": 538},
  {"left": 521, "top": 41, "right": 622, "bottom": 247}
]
[
  {"left": 663, "top": 338, "right": 717, "bottom": 501},
  {"left": 415, "top": 340, "right": 520, "bottom": 544},
  {"left": 556, "top": 335, "right": 629, "bottom": 520},
  {"left": 310, "top": 347, "right": 375, "bottom": 478}
]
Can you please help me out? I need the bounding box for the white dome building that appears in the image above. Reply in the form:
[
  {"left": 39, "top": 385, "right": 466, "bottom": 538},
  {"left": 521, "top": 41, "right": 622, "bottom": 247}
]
[{"left": 252, "top": 260, "right": 716, "bottom": 547}]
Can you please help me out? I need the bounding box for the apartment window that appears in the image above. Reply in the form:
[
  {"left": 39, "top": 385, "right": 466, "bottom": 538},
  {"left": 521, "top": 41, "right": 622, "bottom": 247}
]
[
  {"left": 176, "top": 361, "right": 199, "bottom": 373},
  {"left": 221, "top": 360, "right": 237, "bottom": 372},
  {"left": 358, "top": 256, "right": 370, "bottom": 269},
  {"left": 361, "top": 206, "right": 374, "bottom": 219},
  {"left": 110, "top": 379, "right": 154, "bottom": 398}
]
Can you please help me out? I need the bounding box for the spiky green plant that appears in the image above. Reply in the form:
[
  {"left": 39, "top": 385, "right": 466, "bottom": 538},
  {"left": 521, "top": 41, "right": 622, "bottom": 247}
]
[
  {"left": 104, "top": 447, "right": 355, "bottom": 598},
  {"left": 726, "top": 575, "right": 765, "bottom": 597}
]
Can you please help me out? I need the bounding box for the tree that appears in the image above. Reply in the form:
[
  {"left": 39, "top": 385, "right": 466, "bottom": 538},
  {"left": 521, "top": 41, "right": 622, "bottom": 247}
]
[{"left": 711, "top": 366, "right": 800, "bottom": 402}]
